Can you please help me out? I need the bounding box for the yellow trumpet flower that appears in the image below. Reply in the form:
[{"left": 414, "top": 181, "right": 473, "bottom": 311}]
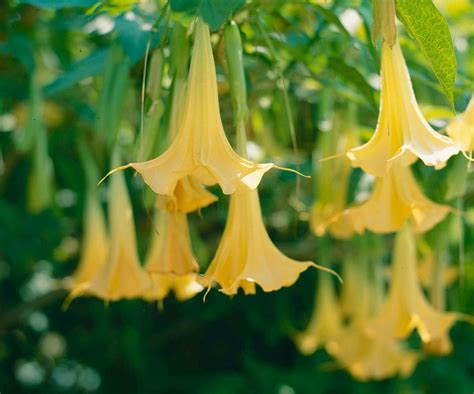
[
  {"left": 66, "top": 191, "right": 108, "bottom": 287},
  {"left": 143, "top": 209, "right": 202, "bottom": 301},
  {"left": 145, "top": 210, "right": 199, "bottom": 276},
  {"left": 145, "top": 274, "right": 203, "bottom": 302},
  {"left": 347, "top": 40, "right": 460, "bottom": 177},
  {"left": 447, "top": 95, "right": 474, "bottom": 156},
  {"left": 155, "top": 175, "right": 217, "bottom": 213},
  {"left": 367, "top": 224, "right": 461, "bottom": 344},
  {"left": 154, "top": 77, "right": 218, "bottom": 213},
  {"left": 326, "top": 325, "right": 419, "bottom": 381},
  {"left": 344, "top": 164, "right": 450, "bottom": 234},
  {"left": 105, "top": 19, "right": 282, "bottom": 196},
  {"left": 327, "top": 244, "right": 419, "bottom": 381},
  {"left": 68, "top": 159, "right": 151, "bottom": 302},
  {"left": 201, "top": 189, "right": 338, "bottom": 296},
  {"left": 293, "top": 273, "right": 343, "bottom": 355}
]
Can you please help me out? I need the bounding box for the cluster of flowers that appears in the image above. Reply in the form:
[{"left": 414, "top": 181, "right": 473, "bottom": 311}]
[
  {"left": 300, "top": 37, "right": 474, "bottom": 380},
  {"left": 65, "top": 19, "right": 336, "bottom": 303},
  {"left": 63, "top": 15, "right": 474, "bottom": 381}
]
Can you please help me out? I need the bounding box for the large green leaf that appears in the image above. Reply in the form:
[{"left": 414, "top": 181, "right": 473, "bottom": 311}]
[
  {"left": 170, "top": 0, "right": 245, "bottom": 30},
  {"left": 18, "top": 0, "right": 95, "bottom": 8},
  {"left": 396, "top": 0, "right": 456, "bottom": 106}
]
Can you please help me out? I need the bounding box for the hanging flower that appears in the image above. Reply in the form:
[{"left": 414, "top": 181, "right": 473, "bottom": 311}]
[
  {"left": 143, "top": 209, "right": 202, "bottom": 301},
  {"left": 366, "top": 224, "right": 469, "bottom": 346},
  {"left": 341, "top": 164, "right": 450, "bottom": 234},
  {"left": 68, "top": 156, "right": 151, "bottom": 302},
  {"left": 145, "top": 210, "right": 199, "bottom": 276},
  {"left": 65, "top": 191, "right": 108, "bottom": 288},
  {"left": 155, "top": 175, "right": 217, "bottom": 213},
  {"left": 327, "top": 243, "right": 419, "bottom": 381},
  {"left": 145, "top": 274, "right": 203, "bottom": 302},
  {"left": 326, "top": 326, "right": 419, "bottom": 381},
  {"left": 293, "top": 273, "right": 343, "bottom": 355},
  {"left": 154, "top": 77, "right": 218, "bottom": 213},
  {"left": 446, "top": 94, "right": 474, "bottom": 157},
  {"left": 347, "top": 40, "right": 461, "bottom": 177},
  {"left": 201, "top": 189, "right": 338, "bottom": 296},
  {"left": 102, "top": 19, "right": 294, "bottom": 196}
]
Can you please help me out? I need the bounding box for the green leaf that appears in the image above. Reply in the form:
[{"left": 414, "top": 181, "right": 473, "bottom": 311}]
[
  {"left": 396, "top": 0, "right": 456, "bottom": 107},
  {"left": 170, "top": 0, "right": 245, "bottom": 30},
  {"left": 44, "top": 48, "right": 109, "bottom": 96},
  {"left": 328, "top": 57, "right": 377, "bottom": 111},
  {"left": 18, "top": 0, "right": 95, "bottom": 9}
]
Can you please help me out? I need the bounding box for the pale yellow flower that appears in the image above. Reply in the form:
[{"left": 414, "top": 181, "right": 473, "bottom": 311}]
[
  {"left": 154, "top": 77, "right": 218, "bottom": 213},
  {"left": 155, "top": 175, "right": 217, "bottom": 213},
  {"left": 347, "top": 40, "right": 461, "bottom": 177},
  {"left": 343, "top": 164, "right": 450, "bottom": 234},
  {"left": 145, "top": 210, "right": 199, "bottom": 276},
  {"left": 145, "top": 274, "right": 203, "bottom": 302},
  {"left": 327, "top": 242, "right": 419, "bottom": 381},
  {"left": 366, "top": 224, "right": 461, "bottom": 344},
  {"left": 142, "top": 207, "right": 202, "bottom": 301},
  {"left": 327, "top": 325, "right": 419, "bottom": 381},
  {"left": 201, "top": 189, "right": 337, "bottom": 295},
  {"left": 104, "top": 19, "right": 282, "bottom": 196},
  {"left": 294, "top": 274, "right": 343, "bottom": 355},
  {"left": 68, "top": 159, "right": 151, "bottom": 302},
  {"left": 447, "top": 95, "right": 474, "bottom": 154},
  {"left": 66, "top": 191, "right": 108, "bottom": 287}
]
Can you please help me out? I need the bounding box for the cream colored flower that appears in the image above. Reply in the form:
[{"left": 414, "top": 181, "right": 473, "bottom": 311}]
[
  {"left": 366, "top": 224, "right": 462, "bottom": 344},
  {"left": 66, "top": 191, "right": 108, "bottom": 287},
  {"left": 347, "top": 40, "right": 461, "bottom": 177},
  {"left": 294, "top": 274, "right": 343, "bottom": 355},
  {"left": 104, "top": 19, "right": 281, "bottom": 196},
  {"left": 142, "top": 207, "right": 202, "bottom": 301},
  {"left": 343, "top": 164, "right": 450, "bottom": 234},
  {"left": 145, "top": 210, "right": 199, "bottom": 276},
  {"left": 68, "top": 157, "right": 151, "bottom": 302},
  {"left": 327, "top": 325, "right": 419, "bottom": 381},
  {"left": 201, "top": 189, "right": 337, "bottom": 295}
]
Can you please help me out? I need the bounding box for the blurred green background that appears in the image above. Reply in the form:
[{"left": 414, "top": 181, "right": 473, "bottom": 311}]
[{"left": 0, "top": 0, "right": 473, "bottom": 393}]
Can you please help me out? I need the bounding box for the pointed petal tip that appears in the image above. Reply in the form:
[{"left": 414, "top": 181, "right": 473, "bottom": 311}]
[{"left": 97, "top": 164, "right": 132, "bottom": 186}]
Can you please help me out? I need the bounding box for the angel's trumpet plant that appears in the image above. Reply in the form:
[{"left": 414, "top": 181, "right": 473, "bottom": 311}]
[
  {"left": 366, "top": 223, "right": 471, "bottom": 347},
  {"left": 201, "top": 189, "right": 338, "bottom": 295},
  {"left": 103, "top": 19, "right": 289, "bottom": 196},
  {"left": 293, "top": 273, "right": 343, "bottom": 355},
  {"left": 447, "top": 95, "right": 474, "bottom": 158},
  {"left": 68, "top": 154, "right": 151, "bottom": 302},
  {"left": 144, "top": 210, "right": 202, "bottom": 301},
  {"left": 347, "top": 40, "right": 461, "bottom": 177},
  {"left": 344, "top": 164, "right": 450, "bottom": 234},
  {"left": 66, "top": 191, "right": 108, "bottom": 287}
]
